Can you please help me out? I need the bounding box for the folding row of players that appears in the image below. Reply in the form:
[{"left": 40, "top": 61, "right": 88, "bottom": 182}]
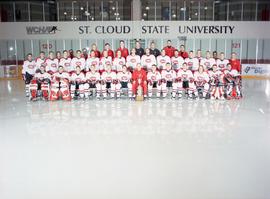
[{"left": 24, "top": 60, "right": 242, "bottom": 101}]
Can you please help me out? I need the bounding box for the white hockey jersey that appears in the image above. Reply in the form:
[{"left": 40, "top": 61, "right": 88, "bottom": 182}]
[
  {"left": 177, "top": 69, "right": 194, "bottom": 81},
  {"left": 126, "top": 55, "right": 141, "bottom": 69},
  {"left": 59, "top": 57, "right": 72, "bottom": 72},
  {"left": 216, "top": 59, "right": 229, "bottom": 71},
  {"left": 22, "top": 60, "right": 37, "bottom": 75},
  {"left": 99, "top": 56, "right": 112, "bottom": 71},
  {"left": 141, "top": 55, "right": 156, "bottom": 70},
  {"left": 161, "top": 70, "right": 176, "bottom": 81},
  {"left": 117, "top": 71, "right": 132, "bottom": 82},
  {"left": 52, "top": 71, "right": 70, "bottom": 81},
  {"left": 70, "top": 72, "right": 85, "bottom": 83},
  {"left": 194, "top": 71, "right": 210, "bottom": 83},
  {"left": 208, "top": 70, "right": 223, "bottom": 82},
  {"left": 101, "top": 71, "right": 117, "bottom": 82},
  {"left": 85, "top": 71, "right": 101, "bottom": 82},
  {"left": 200, "top": 58, "right": 216, "bottom": 70},
  {"left": 147, "top": 71, "right": 161, "bottom": 82},
  {"left": 184, "top": 57, "right": 199, "bottom": 71},
  {"left": 171, "top": 56, "right": 184, "bottom": 70},
  {"left": 86, "top": 57, "right": 100, "bottom": 71},
  {"left": 157, "top": 55, "right": 171, "bottom": 70},
  {"left": 45, "top": 58, "right": 59, "bottom": 73},
  {"left": 113, "top": 57, "right": 126, "bottom": 72},
  {"left": 35, "top": 57, "right": 46, "bottom": 69},
  {"left": 34, "top": 72, "right": 51, "bottom": 81},
  {"left": 71, "top": 57, "right": 86, "bottom": 71}
]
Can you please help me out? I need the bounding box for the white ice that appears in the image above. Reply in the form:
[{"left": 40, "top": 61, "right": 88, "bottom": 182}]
[{"left": 0, "top": 79, "right": 270, "bottom": 199}]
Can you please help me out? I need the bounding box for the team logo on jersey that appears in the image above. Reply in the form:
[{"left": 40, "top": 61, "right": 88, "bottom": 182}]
[
  {"left": 146, "top": 59, "right": 151, "bottom": 63},
  {"left": 131, "top": 59, "right": 136, "bottom": 63},
  {"left": 205, "top": 62, "right": 210, "bottom": 67},
  {"left": 188, "top": 62, "right": 193, "bottom": 67},
  {"left": 219, "top": 64, "right": 225, "bottom": 68},
  {"left": 119, "top": 61, "right": 124, "bottom": 65},
  {"left": 160, "top": 59, "right": 166, "bottom": 63},
  {"left": 173, "top": 60, "right": 178, "bottom": 64},
  {"left": 165, "top": 74, "right": 172, "bottom": 79},
  {"left": 182, "top": 74, "right": 188, "bottom": 79},
  {"left": 76, "top": 62, "right": 81, "bottom": 66},
  {"left": 197, "top": 76, "right": 204, "bottom": 81},
  {"left": 75, "top": 78, "right": 81, "bottom": 82},
  {"left": 151, "top": 76, "right": 157, "bottom": 81},
  {"left": 65, "top": 63, "right": 70, "bottom": 66},
  {"left": 51, "top": 63, "right": 57, "bottom": 67},
  {"left": 105, "top": 61, "right": 111, "bottom": 65},
  {"left": 28, "top": 65, "right": 35, "bottom": 69},
  {"left": 106, "top": 77, "right": 112, "bottom": 82},
  {"left": 92, "top": 61, "right": 97, "bottom": 65},
  {"left": 90, "top": 77, "right": 96, "bottom": 81},
  {"left": 121, "top": 76, "right": 128, "bottom": 81}
]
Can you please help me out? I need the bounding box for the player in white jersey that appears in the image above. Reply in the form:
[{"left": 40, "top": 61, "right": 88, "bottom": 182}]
[
  {"left": 216, "top": 52, "right": 229, "bottom": 71},
  {"left": 71, "top": 50, "right": 86, "bottom": 71},
  {"left": 141, "top": 48, "right": 156, "bottom": 71},
  {"left": 45, "top": 51, "right": 59, "bottom": 74},
  {"left": 115, "top": 65, "right": 132, "bottom": 98},
  {"left": 208, "top": 64, "right": 224, "bottom": 99},
  {"left": 184, "top": 51, "right": 199, "bottom": 72},
  {"left": 99, "top": 50, "right": 112, "bottom": 72},
  {"left": 29, "top": 64, "right": 51, "bottom": 101},
  {"left": 171, "top": 50, "right": 184, "bottom": 71},
  {"left": 223, "top": 63, "right": 242, "bottom": 99},
  {"left": 157, "top": 49, "right": 171, "bottom": 70},
  {"left": 50, "top": 65, "right": 71, "bottom": 101},
  {"left": 126, "top": 48, "right": 141, "bottom": 71},
  {"left": 35, "top": 51, "right": 46, "bottom": 69},
  {"left": 196, "top": 49, "right": 203, "bottom": 63},
  {"left": 176, "top": 62, "right": 196, "bottom": 99},
  {"left": 147, "top": 64, "right": 161, "bottom": 98},
  {"left": 70, "top": 66, "right": 86, "bottom": 99},
  {"left": 85, "top": 65, "right": 101, "bottom": 99},
  {"left": 161, "top": 62, "right": 177, "bottom": 98},
  {"left": 113, "top": 50, "right": 126, "bottom": 72},
  {"left": 101, "top": 64, "right": 117, "bottom": 98},
  {"left": 86, "top": 50, "right": 100, "bottom": 71},
  {"left": 194, "top": 65, "right": 210, "bottom": 99},
  {"left": 22, "top": 53, "right": 37, "bottom": 97},
  {"left": 200, "top": 51, "right": 216, "bottom": 71},
  {"left": 59, "top": 50, "right": 72, "bottom": 73}
]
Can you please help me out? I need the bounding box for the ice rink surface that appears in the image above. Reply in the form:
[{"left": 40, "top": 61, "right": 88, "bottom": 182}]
[{"left": 0, "top": 79, "right": 270, "bottom": 199}]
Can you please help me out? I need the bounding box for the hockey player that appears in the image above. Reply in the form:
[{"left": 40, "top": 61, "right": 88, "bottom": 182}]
[
  {"left": 71, "top": 50, "right": 86, "bottom": 72},
  {"left": 113, "top": 50, "right": 126, "bottom": 72},
  {"left": 216, "top": 52, "right": 229, "bottom": 72},
  {"left": 35, "top": 51, "right": 46, "bottom": 69},
  {"left": 208, "top": 64, "right": 224, "bottom": 99},
  {"left": 163, "top": 40, "right": 175, "bottom": 58},
  {"left": 176, "top": 62, "right": 196, "bottom": 99},
  {"left": 99, "top": 50, "right": 112, "bottom": 72},
  {"left": 115, "top": 40, "right": 129, "bottom": 59},
  {"left": 132, "top": 63, "right": 147, "bottom": 98},
  {"left": 194, "top": 65, "right": 210, "bottom": 99},
  {"left": 22, "top": 53, "right": 37, "bottom": 97},
  {"left": 161, "top": 62, "right": 177, "bottom": 98},
  {"left": 29, "top": 64, "right": 51, "bottom": 101},
  {"left": 126, "top": 48, "right": 141, "bottom": 71},
  {"left": 200, "top": 51, "right": 216, "bottom": 71},
  {"left": 147, "top": 64, "right": 161, "bottom": 98},
  {"left": 45, "top": 51, "right": 59, "bottom": 75},
  {"left": 196, "top": 49, "right": 203, "bottom": 63},
  {"left": 171, "top": 50, "right": 184, "bottom": 71},
  {"left": 223, "top": 63, "right": 242, "bottom": 99},
  {"left": 184, "top": 51, "right": 199, "bottom": 72},
  {"left": 141, "top": 48, "right": 156, "bottom": 71},
  {"left": 157, "top": 49, "right": 171, "bottom": 70},
  {"left": 90, "top": 43, "right": 101, "bottom": 58},
  {"left": 179, "top": 45, "right": 188, "bottom": 59},
  {"left": 115, "top": 65, "right": 132, "bottom": 98},
  {"left": 85, "top": 65, "right": 101, "bottom": 99},
  {"left": 86, "top": 50, "right": 100, "bottom": 71},
  {"left": 59, "top": 50, "right": 72, "bottom": 73},
  {"left": 70, "top": 65, "right": 86, "bottom": 99},
  {"left": 101, "top": 64, "right": 117, "bottom": 99},
  {"left": 50, "top": 65, "right": 71, "bottom": 101},
  {"left": 101, "top": 43, "right": 114, "bottom": 59}
]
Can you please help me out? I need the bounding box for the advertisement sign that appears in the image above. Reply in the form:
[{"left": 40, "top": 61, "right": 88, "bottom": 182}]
[{"left": 242, "top": 64, "right": 270, "bottom": 78}]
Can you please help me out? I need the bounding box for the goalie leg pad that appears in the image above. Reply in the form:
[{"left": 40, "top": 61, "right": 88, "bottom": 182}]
[
  {"left": 41, "top": 82, "right": 50, "bottom": 100},
  {"left": 70, "top": 84, "right": 76, "bottom": 98}
]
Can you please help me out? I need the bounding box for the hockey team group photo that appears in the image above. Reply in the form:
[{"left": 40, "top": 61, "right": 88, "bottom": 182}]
[{"left": 22, "top": 39, "right": 242, "bottom": 101}]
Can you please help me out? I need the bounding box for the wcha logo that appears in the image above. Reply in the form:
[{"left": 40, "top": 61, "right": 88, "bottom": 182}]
[{"left": 26, "top": 26, "right": 60, "bottom": 35}]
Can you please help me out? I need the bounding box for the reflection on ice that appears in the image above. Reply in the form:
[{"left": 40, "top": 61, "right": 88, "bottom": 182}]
[{"left": 25, "top": 99, "right": 243, "bottom": 144}]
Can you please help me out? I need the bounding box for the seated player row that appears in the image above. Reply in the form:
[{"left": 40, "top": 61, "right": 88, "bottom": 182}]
[
  {"left": 24, "top": 61, "right": 242, "bottom": 101},
  {"left": 26, "top": 46, "right": 240, "bottom": 74}
]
